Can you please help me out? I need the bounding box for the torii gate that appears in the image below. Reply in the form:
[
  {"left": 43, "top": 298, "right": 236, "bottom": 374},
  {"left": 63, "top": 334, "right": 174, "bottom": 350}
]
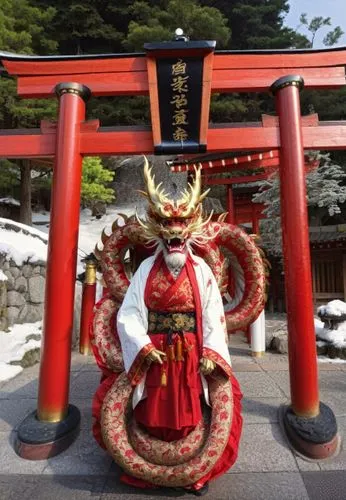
[{"left": 1, "top": 42, "right": 346, "bottom": 461}]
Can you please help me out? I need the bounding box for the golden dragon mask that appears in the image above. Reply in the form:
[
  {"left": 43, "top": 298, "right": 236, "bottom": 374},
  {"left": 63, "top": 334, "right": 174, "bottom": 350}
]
[{"left": 137, "top": 157, "right": 213, "bottom": 253}]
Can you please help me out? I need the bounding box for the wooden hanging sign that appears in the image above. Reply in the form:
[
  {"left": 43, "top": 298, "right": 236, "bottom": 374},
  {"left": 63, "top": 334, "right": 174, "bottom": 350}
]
[{"left": 144, "top": 40, "right": 215, "bottom": 154}]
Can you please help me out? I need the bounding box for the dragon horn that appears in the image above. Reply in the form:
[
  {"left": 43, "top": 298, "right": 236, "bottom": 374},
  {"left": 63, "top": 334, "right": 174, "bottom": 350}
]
[
  {"left": 94, "top": 242, "right": 103, "bottom": 260},
  {"left": 217, "top": 212, "right": 228, "bottom": 223},
  {"left": 101, "top": 229, "right": 109, "bottom": 244},
  {"left": 142, "top": 156, "right": 170, "bottom": 217},
  {"left": 176, "top": 166, "right": 210, "bottom": 217}
]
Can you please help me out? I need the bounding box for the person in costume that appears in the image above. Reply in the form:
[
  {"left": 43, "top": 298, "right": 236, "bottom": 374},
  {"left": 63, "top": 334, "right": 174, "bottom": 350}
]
[{"left": 114, "top": 160, "right": 243, "bottom": 495}]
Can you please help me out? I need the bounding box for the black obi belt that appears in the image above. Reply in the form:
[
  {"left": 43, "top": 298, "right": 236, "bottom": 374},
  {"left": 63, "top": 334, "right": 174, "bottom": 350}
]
[{"left": 148, "top": 311, "right": 196, "bottom": 334}]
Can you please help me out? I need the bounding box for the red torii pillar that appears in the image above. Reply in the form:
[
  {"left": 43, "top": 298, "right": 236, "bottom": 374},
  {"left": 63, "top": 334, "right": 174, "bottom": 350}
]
[
  {"left": 79, "top": 258, "right": 97, "bottom": 355},
  {"left": 226, "top": 186, "right": 235, "bottom": 224},
  {"left": 16, "top": 83, "right": 90, "bottom": 459},
  {"left": 271, "top": 75, "right": 338, "bottom": 458}
]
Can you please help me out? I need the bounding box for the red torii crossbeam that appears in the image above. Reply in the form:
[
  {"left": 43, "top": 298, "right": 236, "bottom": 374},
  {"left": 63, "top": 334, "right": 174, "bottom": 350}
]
[{"left": 1, "top": 45, "right": 344, "bottom": 461}]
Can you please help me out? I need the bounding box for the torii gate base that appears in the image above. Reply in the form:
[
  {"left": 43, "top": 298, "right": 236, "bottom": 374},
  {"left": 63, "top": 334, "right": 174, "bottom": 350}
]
[{"left": 0, "top": 47, "right": 342, "bottom": 462}]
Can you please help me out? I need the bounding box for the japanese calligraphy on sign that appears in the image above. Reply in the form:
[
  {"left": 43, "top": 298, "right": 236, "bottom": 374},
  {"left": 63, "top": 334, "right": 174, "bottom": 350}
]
[
  {"left": 155, "top": 56, "right": 204, "bottom": 153},
  {"left": 171, "top": 59, "right": 189, "bottom": 142}
]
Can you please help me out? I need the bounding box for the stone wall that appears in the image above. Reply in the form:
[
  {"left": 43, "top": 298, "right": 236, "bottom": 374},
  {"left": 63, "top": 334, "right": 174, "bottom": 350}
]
[
  {"left": 0, "top": 254, "right": 46, "bottom": 327},
  {"left": 0, "top": 278, "right": 7, "bottom": 330}
]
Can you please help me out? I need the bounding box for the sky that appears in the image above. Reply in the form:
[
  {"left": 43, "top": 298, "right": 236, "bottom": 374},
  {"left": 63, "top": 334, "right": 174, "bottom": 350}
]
[{"left": 285, "top": 0, "right": 346, "bottom": 48}]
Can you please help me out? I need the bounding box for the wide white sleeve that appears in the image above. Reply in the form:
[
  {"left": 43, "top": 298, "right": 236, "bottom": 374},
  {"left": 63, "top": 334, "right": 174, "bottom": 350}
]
[
  {"left": 195, "top": 257, "right": 232, "bottom": 376},
  {"left": 117, "top": 258, "right": 155, "bottom": 383}
]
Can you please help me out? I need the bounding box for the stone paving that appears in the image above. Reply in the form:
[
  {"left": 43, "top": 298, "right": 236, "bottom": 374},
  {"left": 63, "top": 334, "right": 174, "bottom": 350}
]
[{"left": 0, "top": 333, "right": 345, "bottom": 499}]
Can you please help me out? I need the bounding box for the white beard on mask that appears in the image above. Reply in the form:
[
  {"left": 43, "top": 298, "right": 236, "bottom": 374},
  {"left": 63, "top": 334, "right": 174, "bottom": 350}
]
[{"left": 163, "top": 249, "right": 187, "bottom": 277}]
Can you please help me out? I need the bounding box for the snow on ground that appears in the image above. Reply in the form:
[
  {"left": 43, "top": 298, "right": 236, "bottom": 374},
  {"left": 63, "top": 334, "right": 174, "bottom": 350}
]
[
  {"left": 318, "top": 356, "right": 346, "bottom": 364},
  {"left": 0, "top": 321, "right": 42, "bottom": 382},
  {"left": 31, "top": 211, "right": 50, "bottom": 224},
  {"left": 0, "top": 362, "right": 23, "bottom": 382},
  {"left": 33, "top": 205, "right": 144, "bottom": 266},
  {"left": 0, "top": 206, "right": 134, "bottom": 274},
  {"left": 0, "top": 217, "right": 48, "bottom": 241},
  {"left": 0, "top": 206, "right": 139, "bottom": 382},
  {"left": 77, "top": 205, "right": 145, "bottom": 256}
]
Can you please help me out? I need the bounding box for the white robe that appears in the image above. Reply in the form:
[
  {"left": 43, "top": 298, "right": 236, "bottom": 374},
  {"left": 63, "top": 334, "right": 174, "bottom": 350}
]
[{"left": 117, "top": 252, "right": 232, "bottom": 408}]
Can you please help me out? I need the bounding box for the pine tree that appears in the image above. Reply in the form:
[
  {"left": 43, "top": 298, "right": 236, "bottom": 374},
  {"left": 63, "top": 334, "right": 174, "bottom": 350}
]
[
  {"left": 124, "top": 0, "right": 231, "bottom": 51},
  {"left": 0, "top": 0, "right": 58, "bottom": 224},
  {"left": 298, "top": 13, "right": 344, "bottom": 48},
  {"left": 31, "top": 0, "right": 125, "bottom": 54},
  {"left": 252, "top": 153, "right": 346, "bottom": 256},
  {"left": 200, "top": 0, "right": 307, "bottom": 49},
  {"left": 81, "top": 157, "right": 115, "bottom": 216}
]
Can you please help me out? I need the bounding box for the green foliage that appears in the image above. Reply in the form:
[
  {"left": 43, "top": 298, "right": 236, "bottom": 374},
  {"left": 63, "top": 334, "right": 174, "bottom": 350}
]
[
  {"left": 323, "top": 26, "right": 345, "bottom": 47},
  {"left": 298, "top": 13, "right": 344, "bottom": 48},
  {"left": 0, "top": 159, "right": 20, "bottom": 197},
  {"left": 0, "top": 0, "right": 58, "bottom": 208},
  {"left": 200, "top": 0, "right": 308, "bottom": 122},
  {"left": 88, "top": 96, "right": 150, "bottom": 127},
  {"left": 210, "top": 95, "right": 248, "bottom": 123},
  {"left": 32, "top": 0, "right": 142, "bottom": 54},
  {"left": 81, "top": 157, "right": 115, "bottom": 209},
  {"left": 201, "top": 0, "right": 306, "bottom": 49},
  {"left": 124, "top": 0, "right": 231, "bottom": 51},
  {"left": 0, "top": 1, "right": 58, "bottom": 130},
  {"left": 0, "top": 0, "right": 57, "bottom": 54},
  {"left": 301, "top": 87, "right": 346, "bottom": 121}
]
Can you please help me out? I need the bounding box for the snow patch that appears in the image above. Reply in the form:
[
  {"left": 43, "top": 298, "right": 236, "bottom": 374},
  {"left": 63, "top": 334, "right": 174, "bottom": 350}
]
[
  {"left": 315, "top": 327, "right": 346, "bottom": 344},
  {"left": 0, "top": 321, "right": 42, "bottom": 382},
  {"left": 316, "top": 340, "right": 328, "bottom": 347},
  {"left": 318, "top": 356, "right": 346, "bottom": 364},
  {"left": 0, "top": 217, "right": 48, "bottom": 241},
  {"left": 314, "top": 318, "right": 325, "bottom": 337},
  {"left": 0, "top": 197, "right": 20, "bottom": 206},
  {"left": 77, "top": 206, "right": 142, "bottom": 257},
  {"left": 0, "top": 228, "right": 47, "bottom": 265},
  {"left": 315, "top": 304, "right": 346, "bottom": 346},
  {"left": 0, "top": 218, "right": 48, "bottom": 265},
  {"left": 0, "top": 362, "right": 23, "bottom": 382},
  {"left": 333, "top": 340, "right": 346, "bottom": 349},
  {"left": 0, "top": 270, "right": 8, "bottom": 281},
  {"left": 318, "top": 299, "right": 346, "bottom": 317},
  {"left": 32, "top": 206, "right": 146, "bottom": 258}
]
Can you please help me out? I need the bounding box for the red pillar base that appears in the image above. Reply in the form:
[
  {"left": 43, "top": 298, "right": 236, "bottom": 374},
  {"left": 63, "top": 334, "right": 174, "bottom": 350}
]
[
  {"left": 280, "top": 403, "right": 340, "bottom": 460},
  {"left": 14, "top": 404, "right": 80, "bottom": 460}
]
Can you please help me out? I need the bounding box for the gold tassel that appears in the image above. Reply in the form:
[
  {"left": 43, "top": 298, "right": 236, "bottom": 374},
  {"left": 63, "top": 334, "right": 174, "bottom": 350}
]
[
  {"left": 167, "top": 344, "right": 175, "bottom": 361},
  {"left": 176, "top": 338, "right": 184, "bottom": 361},
  {"left": 161, "top": 368, "right": 167, "bottom": 386}
]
